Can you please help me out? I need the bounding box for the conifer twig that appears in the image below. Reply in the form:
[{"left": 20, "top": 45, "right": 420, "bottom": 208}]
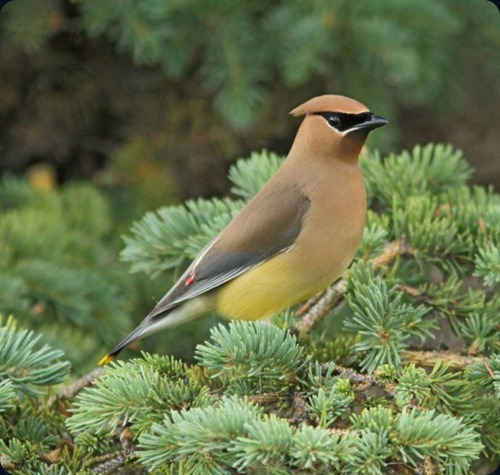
[
  {"left": 295, "top": 278, "right": 348, "bottom": 336},
  {"left": 333, "top": 364, "right": 396, "bottom": 396},
  {"left": 47, "top": 368, "right": 106, "bottom": 406},
  {"left": 403, "top": 350, "right": 484, "bottom": 370},
  {"left": 292, "top": 391, "right": 311, "bottom": 426},
  {"left": 248, "top": 392, "right": 283, "bottom": 404},
  {"left": 296, "top": 238, "right": 411, "bottom": 336},
  {"left": 90, "top": 451, "right": 140, "bottom": 475}
]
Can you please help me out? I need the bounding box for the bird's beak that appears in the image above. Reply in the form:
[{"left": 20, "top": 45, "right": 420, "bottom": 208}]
[{"left": 347, "top": 114, "right": 388, "bottom": 133}]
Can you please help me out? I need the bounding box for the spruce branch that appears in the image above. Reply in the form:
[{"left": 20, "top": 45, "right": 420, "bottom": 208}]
[
  {"left": 346, "top": 267, "right": 432, "bottom": 372},
  {"left": 345, "top": 428, "right": 392, "bottom": 475},
  {"left": 138, "top": 396, "right": 262, "bottom": 472},
  {"left": 0, "top": 379, "right": 15, "bottom": 413},
  {"left": 291, "top": 391, "right": 311, "bottom": 426},
  {"left": 195, "top": 321, "right": 303, "bottom": 393},
  {"left": 403, "top": 350, "right": 484, "bottom": 370},
  {"left": 299, "top": 362, "right": 398, "bottom": 407},
  {"left": 1, "top": 145, "right": 494, "bottom": 473},
  {"left": 361, "top": 143, "right": 472, "bottom": 204},
  {"left": 0, "top": 315, "right": 71, "bottom": 397},
  {"left": 121, "top": 197, "right": 243, "bottom": 278},
  {"left": 397, "top": 281, "right": 499, "bottom": 355},
  {"left": 394, "top": 408, "right": 483, "bottom": 470},
  {"left": 295, "top": 276, "right": 348, "bottom": 336},
  {"left": 66, "top": 357, "right": 210, "bottom": 438},
  {"left": 0, "top": 177, "right": 134, "bottom": 368},
  {"left": 90, "top": 450, "right": 140, "bottom": 475},
  {"left": 391, "top": 194, "right": 468, "bottom": 265},
  {"left": 307, "top": 386, "right": 352, "bottom": 428},
  {"left": 291, "top": 425, "right": 347, "bottom": 472},
  {"left": 296, "top": 238, "right": 411, "bottom": 336},
  {"left": 230, "top": 415, "right": 293, "bottom": 472},
  {"left": 228, "top": 150, "right": 284, "bottom": 199},
  {"left": 47, "top": 367, "right": 106, "bottom": 407},
  {"left": 474, "top": 242, "right": 500, "bottom": 286},
  {"left": 397, "top": 278, "right": 487, "bottom": 325},
  {"left": 348, "top": 406, "right": 484, "bottom": 474}
]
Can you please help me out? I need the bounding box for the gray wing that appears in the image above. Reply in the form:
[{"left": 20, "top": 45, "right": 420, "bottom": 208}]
[{"left": 146, "top": 185, "right": 311, "bottom": 321}]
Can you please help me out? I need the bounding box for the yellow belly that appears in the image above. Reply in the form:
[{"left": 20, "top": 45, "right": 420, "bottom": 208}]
[{"left": 215, "top": 250, "right": 339, "bottom": 321}]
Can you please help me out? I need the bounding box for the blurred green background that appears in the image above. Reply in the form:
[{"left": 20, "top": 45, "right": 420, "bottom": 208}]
[{"left": 0, "top": 0, "right": 499, "bottom": 370}]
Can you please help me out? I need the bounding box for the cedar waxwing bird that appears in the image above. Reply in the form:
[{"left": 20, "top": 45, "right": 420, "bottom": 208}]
[{"left": 98, "top": 95, "right": 387, "bottom": 365}]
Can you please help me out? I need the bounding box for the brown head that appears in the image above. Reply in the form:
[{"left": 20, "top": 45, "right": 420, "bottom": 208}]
[{"left": 289, "top": 95, "right": 387, "bottom": 161}]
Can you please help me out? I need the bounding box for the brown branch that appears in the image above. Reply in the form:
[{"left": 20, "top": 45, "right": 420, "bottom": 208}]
[
  {"left": 403, "top": 350, "right": 484, "bottom": 370},
  {"left": 295, "top": 278, "right": 348, "bottom": 337},
  {"left": 295, "top": 293, "right": 324, "bottom": 317},
  {"left": 90, "top": 451, "right": 140, "bottom": 475},
  {"left": 397, "top": 283, "right": 460, "bottom": 319},
  {"left": 295, "top": 238, "right": 411, "bottom": 336},
  {"left": 333, "top": 364, "right": 395, "bottom": 395},
  {"left": 291, "top": 391, "right": 311, "bottom": 426},
  {"left": 47, "top": 367, "right": 106, "bottom": 406},
  {"left": 248, "top": 392, "right": 283, "bottom": 404}
]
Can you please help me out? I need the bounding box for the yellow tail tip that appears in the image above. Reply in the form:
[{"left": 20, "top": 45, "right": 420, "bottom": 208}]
[{"left": 98, "top": 354, "right": 116, "bottom": 366}]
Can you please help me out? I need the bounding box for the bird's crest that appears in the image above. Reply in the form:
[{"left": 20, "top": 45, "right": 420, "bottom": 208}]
[{"left": 290, "top": 95, "right": 368, "bottom": 117}]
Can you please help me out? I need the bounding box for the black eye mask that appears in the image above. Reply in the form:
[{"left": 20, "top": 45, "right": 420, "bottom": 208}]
[{"left": 314, "top": 112, "right": 374, "bottom": 133}]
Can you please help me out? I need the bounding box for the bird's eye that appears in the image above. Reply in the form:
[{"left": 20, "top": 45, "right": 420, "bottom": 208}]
[{"left": 328, "top": 114, "right": 341, "bottom": 128}]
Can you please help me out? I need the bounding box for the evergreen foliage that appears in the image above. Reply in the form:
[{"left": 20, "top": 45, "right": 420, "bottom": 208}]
[
  {"left": 196, "top": 321, "right": 302, "bottom": 387},
  {"left": 0, "top": 316, "right": 71, "bottom": 474},
  {"left": 121, "top": 198, "right": 244, "bottom": 278},
  {"left": 1, "top": 0, "right": 499, "bottom": 203},
  {"left": 0, "top": 177, "right": 136, "bottom": 370},
  {"left": 1, "top": 145, "right": 499, "bottom": 474},
  {"left": 57, "top": 0, "right": 499, "bottom": 129},
  {"left": 344, "top": 263, "right": 435, "bottom": 372},
  {"left": 0, "top": 316, "right": 70, "bottom": 397},
  {"left": 228, "top": 151, "right": 284, "bottom": 199}
]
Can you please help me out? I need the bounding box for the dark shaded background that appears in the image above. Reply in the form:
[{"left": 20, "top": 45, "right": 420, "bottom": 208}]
[{"left": 0, "top": 0, "right": 499, "bottom": 210}]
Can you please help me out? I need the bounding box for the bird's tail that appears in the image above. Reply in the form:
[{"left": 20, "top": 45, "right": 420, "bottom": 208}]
[
  {"left": 97, "top": 294, "right": 215, "bottom": 365},
  {"left": 98, "top": 324, "right": 146, "bottom": 365}
]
